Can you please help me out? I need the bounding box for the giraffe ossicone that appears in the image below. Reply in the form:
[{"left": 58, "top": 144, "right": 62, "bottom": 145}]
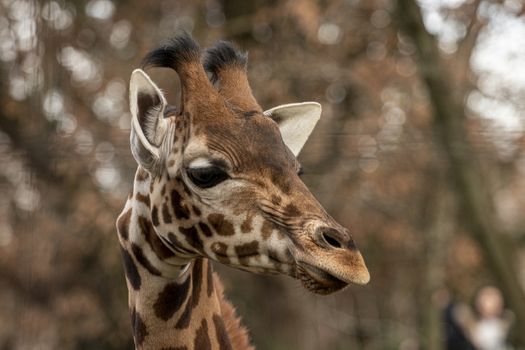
[{"left": 117, "top": 34, "right": 369, "bottom": 349}]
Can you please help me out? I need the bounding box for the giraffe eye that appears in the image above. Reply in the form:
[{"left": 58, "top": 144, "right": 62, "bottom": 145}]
[{"left": 187, "top": 167, "right": 229, "bottom": 189}]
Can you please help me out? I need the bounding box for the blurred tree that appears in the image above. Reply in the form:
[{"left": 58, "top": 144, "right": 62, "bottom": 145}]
[
  {"left": 395, "top": 0, "right": 525, "bottom": 346},
  {"left": 0, "top": 0, "right": 523, "bottom": 349}
]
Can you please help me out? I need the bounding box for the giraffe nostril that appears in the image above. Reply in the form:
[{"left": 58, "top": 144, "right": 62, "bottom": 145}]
[{"left": 316, "top": 227, "right": 344, "bottom": 249}]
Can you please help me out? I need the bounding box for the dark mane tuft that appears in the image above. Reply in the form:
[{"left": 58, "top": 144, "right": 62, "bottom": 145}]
[
  {"left": 203, "top": 41, "right": 248, "bottom": 83},
  {"left": 141, "top": 33, "right": 200, "bottom": 71}
]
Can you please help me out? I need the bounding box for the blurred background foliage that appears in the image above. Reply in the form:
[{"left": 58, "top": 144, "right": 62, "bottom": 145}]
[{"left": 0, "top": 0, "right": 524, "bottom": 349}]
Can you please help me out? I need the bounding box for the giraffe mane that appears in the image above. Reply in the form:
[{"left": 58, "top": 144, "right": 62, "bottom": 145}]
[{"left": 213, "top": 272, "right": 255, "bottom": 350}]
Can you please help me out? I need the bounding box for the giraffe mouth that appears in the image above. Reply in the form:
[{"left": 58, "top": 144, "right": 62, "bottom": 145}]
[{"left": 297, "top": 263, "right": 348, "bottom": 295}]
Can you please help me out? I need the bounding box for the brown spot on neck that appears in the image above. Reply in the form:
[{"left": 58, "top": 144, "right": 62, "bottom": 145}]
[
  {"left": 131, "top": 243, "right": 161, "bottom": 276},
  {"left": 191, "top": 259, "right": 204, "bottom": 308},
  {"left": 136, "top": 192, "right": 150, "bottom": 207},
  {"left": 174, "top": 259, "right": 204, "bottom": 330},
  {"left": 117, "top": 208, "right": 132, "bottom": 240},
  {"left": 120, "top": 246, "right": 141, "bottom": 290},
  {"left": 206, "top": 260, "right": 214, "bottom": 297},
  {"left": 153, "top": 277, "right": 191, "bottom": 321},
  {"left": 194, "top": 319, "right": 211, "bottom": 350},
  {"left": 135, "top": 167, "right": 150, "bottom": 182},
  {"left": 138, "top": 215, "right": 175, "bottom": 260},
  {"left": 130, "top": 307, "right": 148, "bottom": 346},
  {"left": 213, "top": 314, "right": 233, "bottom": 350}
]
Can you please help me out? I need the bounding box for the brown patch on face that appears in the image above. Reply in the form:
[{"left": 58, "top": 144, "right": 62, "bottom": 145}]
[
  {"left": 272, "top": 172, "right": 292, "bottom": 194},
  {"left": 161, "top": 184, "right": 167, "bottom": 196},
  {"left": 149, "top": 180, "right": 155, "bottom": 193},
  {"left": 235, "top": 241, "right": 259, "bottom": 264},
  {"left": 240, "top": 214, "right": 252, "bottom": 234},
  {"left": 135, "top": 167, "right": 149, "bottom": 182},
  {"left": 171, "top": 189, "right": 190, "bottom": 220},
  {"left": 179, "top": 226, "right": 203, "bottom": 253},
  {"left": 198, "top": 222, "right": 213, "bottom": 237},
  {"left": 135, "top": 193, "right": 150, "bottom": 207},
  {"left": 179, "top": 177, "right": 192, "bottom": 197},
  {"left": 162, "top": 202, "right": 172, "bottom": 224},
  {"left": 138, "top": 215, "right": 175, "bottom": 260},
  {"left": 207, "top": 214, "right": 235, "bottom": 236},
  {"left": 117, "top": 208, "right": 132, "bottom": 240},
  {"left": 166, "top": 232, "right": 195, "bottom": 256},
  {"left": 283, "top": 248, "right": 294, "bottom": 262},
  {"left": 261, "top": 220, "right": 273, "bottom": 240},
  {"left": 151, "top": 206, "right": 160, "bottom": 226},
  {"left": 271, "top": 195, "right": 281, "bottom": 205},
  {"left": 153, "top": 278, "right": 191, "bottom": 321},
  {"left": 131, "top": 243, "right": 161, "bottom": 276},
  {"left": 167, "top": 159, "right": 175, "bottom": 168},
  {"left": 267, "top": 249, "right": 280, "bottom": 265},
  {"left": 213, "top": 314, "right": 233, "bottom": 350},
  {"left": 211, "top": 242, "right": 230, "bottom": 264},
  {"left": 284, "top": 203, "right": 301, "bottom": 217},
  {"left": 194, "top": 319, "right": 211, "bottom": 350},
  {"left": 130, "top": 307, "right": 148, "bottom": 346},
  {"left": 192, "top": 205, "right": 202, "bottom": 216}
]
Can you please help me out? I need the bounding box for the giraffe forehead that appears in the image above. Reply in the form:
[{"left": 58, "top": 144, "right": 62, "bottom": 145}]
[{"left": 199, "top": 115, "right": 297, "bottom": 173}]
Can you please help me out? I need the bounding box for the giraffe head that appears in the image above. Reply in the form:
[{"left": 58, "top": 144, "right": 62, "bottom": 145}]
[{"left": 129, "top": 34, "right": 369, "bottom": 294}]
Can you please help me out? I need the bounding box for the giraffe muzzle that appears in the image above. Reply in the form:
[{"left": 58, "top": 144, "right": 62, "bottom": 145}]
[{"left": 292, "top": 224, "right": 370, "bottom": 294}]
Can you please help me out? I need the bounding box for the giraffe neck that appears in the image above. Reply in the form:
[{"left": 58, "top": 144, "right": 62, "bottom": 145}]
[{"left": 117, "top": 169, "right": 253, "bottom": 350}]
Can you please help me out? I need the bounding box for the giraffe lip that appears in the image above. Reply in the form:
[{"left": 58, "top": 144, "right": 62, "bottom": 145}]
[{"left": 297, "top": 262, "right": 348, "bottom": 295}]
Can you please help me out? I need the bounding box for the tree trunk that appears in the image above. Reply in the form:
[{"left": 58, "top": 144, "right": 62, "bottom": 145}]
[{"left": 421, "top": 183, "right": 451, "bottom": 350}]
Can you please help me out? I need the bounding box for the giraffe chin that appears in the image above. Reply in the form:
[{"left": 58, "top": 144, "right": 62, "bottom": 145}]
[{"left": 297, "top": 263, "right": 349, "bottom": 295}]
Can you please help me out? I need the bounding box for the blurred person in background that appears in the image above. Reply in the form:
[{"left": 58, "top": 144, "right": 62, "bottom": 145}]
[{"left": 452, "top": 286, "right": 514, "bottom": 350}]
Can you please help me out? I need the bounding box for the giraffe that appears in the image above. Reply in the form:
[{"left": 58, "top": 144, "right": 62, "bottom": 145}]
[{"left": 116, "top": 34, "right": 370, "bottom": 350}]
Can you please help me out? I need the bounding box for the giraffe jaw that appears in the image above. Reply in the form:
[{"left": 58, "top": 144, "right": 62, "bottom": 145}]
[{"left": 296, "top": 263, "right": 349, "bottom": 295}]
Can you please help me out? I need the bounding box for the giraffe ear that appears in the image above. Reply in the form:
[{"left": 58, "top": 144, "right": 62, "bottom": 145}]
[
  {"left": 129, "top": 69, "right": 168, "bottom": 172},
  {"left": 264, "top": 102, "right": 321, "bottom": 156}
]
